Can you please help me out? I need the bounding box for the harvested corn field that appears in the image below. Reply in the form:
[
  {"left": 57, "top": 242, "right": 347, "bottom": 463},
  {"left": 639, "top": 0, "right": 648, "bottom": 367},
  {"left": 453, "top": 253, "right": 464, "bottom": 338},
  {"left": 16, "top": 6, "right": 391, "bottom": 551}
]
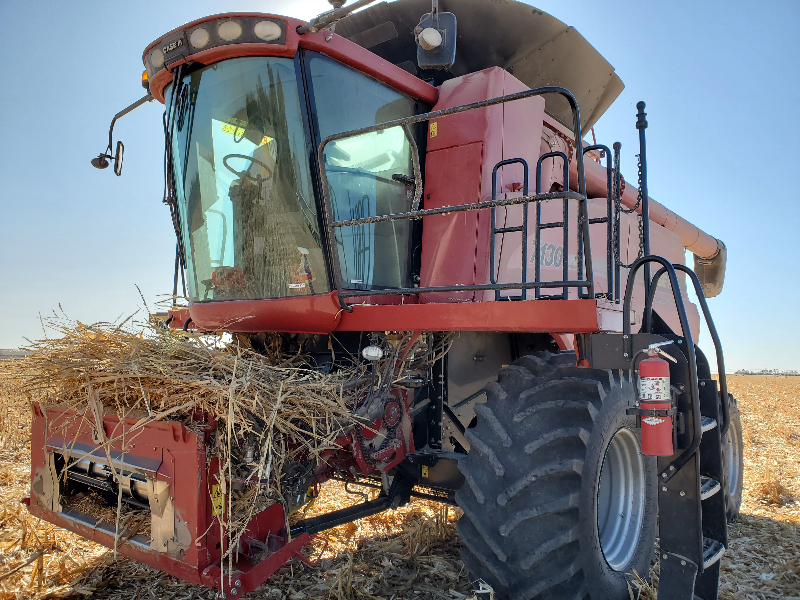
[{"left": 2, "top": 349, "right": 799, "bottom": 599}]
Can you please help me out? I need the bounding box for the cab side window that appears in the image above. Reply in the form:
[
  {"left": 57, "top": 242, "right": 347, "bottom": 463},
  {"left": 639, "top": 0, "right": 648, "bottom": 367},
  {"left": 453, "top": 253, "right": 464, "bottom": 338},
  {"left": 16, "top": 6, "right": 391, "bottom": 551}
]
[{"left": 308, "top": 55, "right": 418, "bottom": 290}]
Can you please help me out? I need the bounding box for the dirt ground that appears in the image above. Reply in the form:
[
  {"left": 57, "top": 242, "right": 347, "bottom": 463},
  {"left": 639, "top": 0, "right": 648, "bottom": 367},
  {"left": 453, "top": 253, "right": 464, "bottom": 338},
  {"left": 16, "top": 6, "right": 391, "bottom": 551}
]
[{"left": 1, "top": 374, "right": 798, "bottom": 600}]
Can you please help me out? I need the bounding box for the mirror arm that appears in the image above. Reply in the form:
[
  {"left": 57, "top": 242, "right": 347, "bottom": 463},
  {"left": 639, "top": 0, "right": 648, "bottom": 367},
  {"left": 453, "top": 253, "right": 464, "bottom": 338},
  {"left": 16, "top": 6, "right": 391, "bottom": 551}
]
[{"left": 104, "top": 93, "right": 154, "bottom": 153}]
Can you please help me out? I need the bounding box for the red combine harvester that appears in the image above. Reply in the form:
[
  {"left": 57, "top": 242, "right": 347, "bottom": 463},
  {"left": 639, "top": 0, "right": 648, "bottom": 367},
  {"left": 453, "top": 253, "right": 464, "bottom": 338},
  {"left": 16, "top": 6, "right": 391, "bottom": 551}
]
[{"left": 28, "top": 1, "right": 743, "bottom": 598}]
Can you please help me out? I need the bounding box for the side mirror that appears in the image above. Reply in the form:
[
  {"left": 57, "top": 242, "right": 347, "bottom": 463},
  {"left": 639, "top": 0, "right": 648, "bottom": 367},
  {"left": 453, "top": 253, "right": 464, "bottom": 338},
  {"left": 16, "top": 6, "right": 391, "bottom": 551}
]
[
  {"left": 114, "top": 141, "right": 124, "bottom": 176},
  {"left": 415, "top": 9, "right": 456, "bottom": 70}
]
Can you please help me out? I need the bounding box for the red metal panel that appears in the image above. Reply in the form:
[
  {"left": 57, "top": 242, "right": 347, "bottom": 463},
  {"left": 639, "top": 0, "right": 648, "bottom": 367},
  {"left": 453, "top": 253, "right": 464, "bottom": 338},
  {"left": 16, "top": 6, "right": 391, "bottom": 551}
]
[
  {"left": 335, "top": 299, "right": 599, "bottom": 333},
  {"left": 418, "top": 142, "right": 485, "bottom": 303},
  {"left": 426, "top": 69, "right": 504, "bottom": 152},
  {"left": 165, "top": 308, "right": 191, "bottom": 330},
  {"left": 189, "top": 291, "right": 343, "bottom": 334},
  {"left": 27, "top": 403, "right": 308, "bottom": 595},
  {"left": 418, "top": 68, "right": 506, "bottom": 304},
  {"left": 490, "top": 72, "right": 546, "bottom": 300},
  {"left": 189, "top": 293, "right": 602, "bottom": 334},
  {"left": 420, "top": 67, "right": 546, "bottom": 304},
  {"left": 28, "top": 404, "right": 212, "bottom": 584}
]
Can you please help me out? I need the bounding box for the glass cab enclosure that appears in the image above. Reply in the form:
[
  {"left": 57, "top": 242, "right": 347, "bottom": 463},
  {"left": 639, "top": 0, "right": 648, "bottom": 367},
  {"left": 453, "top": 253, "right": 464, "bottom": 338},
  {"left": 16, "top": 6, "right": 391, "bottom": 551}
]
[{"left": 168, "top": 52, "right": 424, "bottom": 303}]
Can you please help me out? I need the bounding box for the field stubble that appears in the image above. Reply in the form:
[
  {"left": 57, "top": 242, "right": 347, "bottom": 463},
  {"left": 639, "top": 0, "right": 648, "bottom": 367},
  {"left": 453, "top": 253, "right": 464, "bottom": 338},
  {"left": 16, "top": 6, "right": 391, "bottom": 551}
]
[{"left": 1, "top": 372, "right": 798, "bottom": 599}]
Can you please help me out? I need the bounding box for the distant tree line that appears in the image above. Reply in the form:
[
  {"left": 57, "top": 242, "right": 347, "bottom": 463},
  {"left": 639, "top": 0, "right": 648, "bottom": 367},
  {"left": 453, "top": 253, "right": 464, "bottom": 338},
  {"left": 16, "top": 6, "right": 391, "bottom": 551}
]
[{"left": 735, "top": 368, "right": 800, "bottom": 376}]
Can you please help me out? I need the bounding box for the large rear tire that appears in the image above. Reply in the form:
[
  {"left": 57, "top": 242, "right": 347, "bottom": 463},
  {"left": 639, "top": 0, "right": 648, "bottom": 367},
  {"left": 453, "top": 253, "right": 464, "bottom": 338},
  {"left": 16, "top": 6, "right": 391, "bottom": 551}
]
[
  {"left": 722, "top": 395, "right": 743, "bottom": 522},
  {"left": 456, "top": 351, "right": 657, "bottom": 600}
]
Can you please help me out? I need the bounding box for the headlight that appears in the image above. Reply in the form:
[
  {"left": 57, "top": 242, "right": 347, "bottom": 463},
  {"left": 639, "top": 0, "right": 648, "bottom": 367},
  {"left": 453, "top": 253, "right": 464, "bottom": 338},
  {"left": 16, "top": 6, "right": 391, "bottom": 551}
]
[
  {"left": 254, "top": 21, "right": 282, "bottom": 42},
  {"left": 144, "top": 16, "right": 287, "bottom": 78},
  {"left": 150, "top": 48, "right": 165, "bottom": 69},
  {"left": 189, "top": 27, "right": 210, "bottom": 49},
  {"left": 218, "top": 21, "right": 243, "bottom": 41}
]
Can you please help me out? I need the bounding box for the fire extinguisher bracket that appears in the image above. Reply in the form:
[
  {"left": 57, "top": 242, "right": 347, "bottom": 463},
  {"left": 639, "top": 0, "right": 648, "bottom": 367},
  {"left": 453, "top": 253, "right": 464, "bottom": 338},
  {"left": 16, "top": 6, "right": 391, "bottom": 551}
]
[{"left": 626, "top": 406, "right": 678, "bottom": 417}]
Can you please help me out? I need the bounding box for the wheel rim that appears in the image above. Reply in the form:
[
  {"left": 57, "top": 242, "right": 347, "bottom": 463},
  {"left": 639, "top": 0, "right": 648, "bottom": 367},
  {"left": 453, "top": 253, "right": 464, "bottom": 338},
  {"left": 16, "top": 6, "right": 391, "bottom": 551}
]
[
  {"left": 597, "top": 427, "right": 646, "bottom": 571},
  {"left": 726, "top": 420, "right": 742, "bottom": 498}
]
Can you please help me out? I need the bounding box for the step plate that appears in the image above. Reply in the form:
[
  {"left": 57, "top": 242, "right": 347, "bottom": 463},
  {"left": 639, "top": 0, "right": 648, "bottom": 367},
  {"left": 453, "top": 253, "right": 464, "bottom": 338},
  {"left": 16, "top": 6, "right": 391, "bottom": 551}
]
[
  {"left": 700, "top": 476, "right": 721, "bottom": 501},
  {"left": 701, "top": 416, "right": 717, "bottom": 433},
  {"left": 702, "top": 537, "right": 726, "bottom": 569}
]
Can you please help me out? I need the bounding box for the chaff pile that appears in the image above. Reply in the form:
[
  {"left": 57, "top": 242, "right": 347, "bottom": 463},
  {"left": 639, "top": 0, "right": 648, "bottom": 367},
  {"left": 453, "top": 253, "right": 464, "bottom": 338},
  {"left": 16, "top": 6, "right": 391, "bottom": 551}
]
[{"left": 8, "top": 318, "right": 366, "bottom": 561}]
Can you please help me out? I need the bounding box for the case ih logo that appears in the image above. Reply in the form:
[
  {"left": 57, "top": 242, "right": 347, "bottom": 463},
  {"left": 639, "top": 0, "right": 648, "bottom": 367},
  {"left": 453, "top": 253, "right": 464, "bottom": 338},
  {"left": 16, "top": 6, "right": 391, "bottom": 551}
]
[{"left": 163, "top": 38, "right": 184, "bottom": 54}]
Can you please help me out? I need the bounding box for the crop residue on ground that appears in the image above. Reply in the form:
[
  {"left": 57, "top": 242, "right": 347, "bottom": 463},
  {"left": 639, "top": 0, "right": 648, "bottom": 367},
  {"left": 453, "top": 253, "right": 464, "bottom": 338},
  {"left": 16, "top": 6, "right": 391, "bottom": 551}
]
[{"left": 1, "top": 373, "right": 798, "bottom": 599}]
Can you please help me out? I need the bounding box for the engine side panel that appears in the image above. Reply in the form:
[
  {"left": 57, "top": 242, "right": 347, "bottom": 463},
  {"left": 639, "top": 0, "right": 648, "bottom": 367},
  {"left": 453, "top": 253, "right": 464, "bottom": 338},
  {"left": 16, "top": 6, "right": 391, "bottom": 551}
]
[{"left": 419, "top": 67, "right": 545, "bottom": 303}]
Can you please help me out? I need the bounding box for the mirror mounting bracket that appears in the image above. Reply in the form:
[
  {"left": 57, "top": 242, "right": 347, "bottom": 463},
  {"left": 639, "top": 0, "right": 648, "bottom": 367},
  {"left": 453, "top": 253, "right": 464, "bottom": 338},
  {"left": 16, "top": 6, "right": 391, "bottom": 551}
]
[{"left": 90, "top": 93, "right": 154, "bottom": 174}]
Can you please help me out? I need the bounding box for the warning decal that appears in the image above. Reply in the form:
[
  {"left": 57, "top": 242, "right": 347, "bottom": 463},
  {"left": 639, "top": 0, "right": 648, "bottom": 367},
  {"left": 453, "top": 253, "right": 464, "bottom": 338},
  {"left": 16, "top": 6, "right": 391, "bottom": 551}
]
[
  {"left": 211, "top": 484, "right": 225, "bottom": 517},
  {"left": 639, "top": 376, "right": 669, "bottom": 401}
]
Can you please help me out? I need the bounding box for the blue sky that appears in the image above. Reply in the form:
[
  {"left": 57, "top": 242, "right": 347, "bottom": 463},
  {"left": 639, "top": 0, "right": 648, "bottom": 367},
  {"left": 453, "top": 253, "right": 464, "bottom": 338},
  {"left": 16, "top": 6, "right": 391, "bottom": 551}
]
[{"left": 1, "top": 1, "right": 798, "bottom": 371}]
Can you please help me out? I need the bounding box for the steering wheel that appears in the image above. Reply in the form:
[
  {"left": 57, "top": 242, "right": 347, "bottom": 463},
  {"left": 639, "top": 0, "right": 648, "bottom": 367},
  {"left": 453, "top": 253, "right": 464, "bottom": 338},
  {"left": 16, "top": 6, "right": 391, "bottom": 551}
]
[{"left": 223, "top": 154, "right": 272, "bottom": 184}]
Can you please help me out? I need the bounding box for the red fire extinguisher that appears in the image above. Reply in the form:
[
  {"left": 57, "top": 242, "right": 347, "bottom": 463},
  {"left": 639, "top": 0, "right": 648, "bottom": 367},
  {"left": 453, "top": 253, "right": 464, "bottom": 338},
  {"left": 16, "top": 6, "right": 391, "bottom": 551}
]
[{"left": 637, "top": 343, "right": 677, "bottom": 456}]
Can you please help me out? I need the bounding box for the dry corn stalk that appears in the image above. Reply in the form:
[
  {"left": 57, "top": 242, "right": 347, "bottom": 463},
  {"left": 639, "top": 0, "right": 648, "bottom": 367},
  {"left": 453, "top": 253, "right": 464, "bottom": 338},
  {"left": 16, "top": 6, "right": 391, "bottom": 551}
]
[{"left": 8, "top": 318, "right": 366, "bottom": 559}]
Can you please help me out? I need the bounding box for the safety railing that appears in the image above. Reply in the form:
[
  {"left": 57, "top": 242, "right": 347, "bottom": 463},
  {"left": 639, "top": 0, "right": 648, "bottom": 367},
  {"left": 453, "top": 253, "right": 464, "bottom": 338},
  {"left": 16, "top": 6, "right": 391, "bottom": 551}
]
[
  {"left": 645, "top": 263, "right": 730, "bottom": 436},
  {"left": 316, "top": 86, "right": 595, "bottom": 312},
  {"left": 622, "top": 255, "right": 702, "bottom": 481},
  {"left": 534, "top": 151, "right": 571, "bottom": 299},
  {"left": 579, "top": 144, "right": 615, "bottom": 300}
]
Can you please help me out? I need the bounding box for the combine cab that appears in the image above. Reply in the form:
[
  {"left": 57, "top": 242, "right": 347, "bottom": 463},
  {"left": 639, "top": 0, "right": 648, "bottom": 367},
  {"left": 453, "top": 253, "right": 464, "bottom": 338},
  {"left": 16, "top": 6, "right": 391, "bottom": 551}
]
[{"left": 27, "top": 1, "right": 742, "bottom": 598}]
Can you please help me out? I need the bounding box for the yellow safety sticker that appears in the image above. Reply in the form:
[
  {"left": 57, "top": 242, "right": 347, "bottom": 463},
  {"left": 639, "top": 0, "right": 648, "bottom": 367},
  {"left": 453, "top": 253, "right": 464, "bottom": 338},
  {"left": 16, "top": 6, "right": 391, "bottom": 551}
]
[
  {"left": 422, "top": 465, "right": 429, "bottom": 478},
  {"left": 219, "top": 122, "right": 272, "bottom": 146},
  {"left": 430, "top": 122, "right": 438, "bottom": 138},
  {"left": 211, "top": 484, "right": 225, "bottom": 517}
]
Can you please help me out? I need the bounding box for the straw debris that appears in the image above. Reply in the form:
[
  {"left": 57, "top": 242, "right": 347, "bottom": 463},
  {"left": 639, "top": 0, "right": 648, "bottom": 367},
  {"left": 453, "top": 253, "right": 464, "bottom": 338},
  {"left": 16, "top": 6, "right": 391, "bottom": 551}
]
[
  {"left": 2, "top": 356, "right": 799, "bottom": 599},
  {"left": 6, "top": 317, "right": 370, "bottom": 573}
]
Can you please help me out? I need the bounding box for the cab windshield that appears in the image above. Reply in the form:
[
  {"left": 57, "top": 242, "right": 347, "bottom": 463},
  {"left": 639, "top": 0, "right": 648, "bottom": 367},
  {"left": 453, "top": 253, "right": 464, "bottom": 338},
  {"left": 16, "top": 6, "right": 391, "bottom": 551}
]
[
  {"left": 168, "top": 54, "right": 420, "bottom": 303},
  {"left": 169, "top": 57, "right": 326, "bottom": 302}
]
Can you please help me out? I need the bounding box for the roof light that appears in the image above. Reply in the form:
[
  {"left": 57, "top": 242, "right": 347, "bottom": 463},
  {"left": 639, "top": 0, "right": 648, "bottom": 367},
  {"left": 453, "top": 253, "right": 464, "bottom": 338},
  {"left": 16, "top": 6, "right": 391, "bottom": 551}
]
[
  {"left": 254, "top": 20, "right": 282, "bottom": 41},
  {"left": 150, "top": 48, "right": 164, "bottom": 69},
  {"left": 189, "top": 27, "right": 210, "bottom": 49},
  {"left": 218, "top": 21, "right": 242, "bottom": 41},
  {"left": 418, "top": 27, "right": 442, "bottom": 50},
  {"left": 141, "top": 70, "right": 149, "bottom": 90}
]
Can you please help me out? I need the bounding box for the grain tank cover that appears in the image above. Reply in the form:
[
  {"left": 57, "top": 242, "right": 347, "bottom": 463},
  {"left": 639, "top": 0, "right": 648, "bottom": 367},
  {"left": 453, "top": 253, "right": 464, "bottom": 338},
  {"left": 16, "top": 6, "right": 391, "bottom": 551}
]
[{"left": 337, "top": 0, "right": 624, "bottom": 131}]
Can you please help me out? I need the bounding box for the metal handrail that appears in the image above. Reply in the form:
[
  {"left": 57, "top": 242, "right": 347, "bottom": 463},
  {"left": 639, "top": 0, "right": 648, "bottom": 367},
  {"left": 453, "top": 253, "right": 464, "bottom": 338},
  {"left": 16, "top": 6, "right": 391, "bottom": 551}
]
[
  {"left": 316, "top": 86, "right": 592, "bottom": 312},
  {"left": 623, "top": 255, "right": 701, "bottom": 482},
  {"left": 581, "top": 144, "right": 614, "bottom": 301},
  {"left": 490, "top": 158, "right": 530, "bottom": 301},
  {"left": 645, "top": 264, "right": 729, "bottom": 436},
  {"left": 534, "top": 151, "right": 570, "bottom": 299},
  {"left": 612, "top": 142, "right": 623, "bottom": 302}
]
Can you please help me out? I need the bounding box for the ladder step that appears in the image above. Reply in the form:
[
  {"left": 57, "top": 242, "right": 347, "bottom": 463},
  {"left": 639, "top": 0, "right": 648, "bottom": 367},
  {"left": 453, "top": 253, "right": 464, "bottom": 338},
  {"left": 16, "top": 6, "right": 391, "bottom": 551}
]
[
  {"left": 700, "top": 476, "right": 721, "bottom": 500},
  {"left": 701, "top": 416, "right": 717, "bottom": 433},
  {"left": 494, "top": 226, "right": 524, "bottom": 233},
  {"left": 702, "top": 537, "right": 725, "bottom": 569}
]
